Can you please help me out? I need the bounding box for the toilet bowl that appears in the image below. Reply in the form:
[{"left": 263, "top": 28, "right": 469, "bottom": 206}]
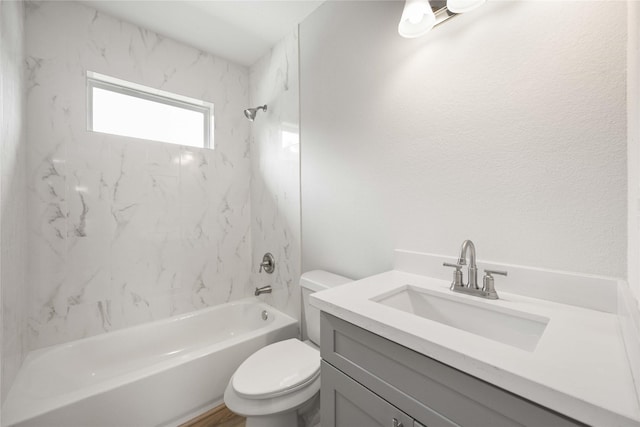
[
  {"left": 224, "top": 270, "right": 352, "bottom": 427},
  {"left": 224, "top": 339, "right": 321, "bottom": 427}
]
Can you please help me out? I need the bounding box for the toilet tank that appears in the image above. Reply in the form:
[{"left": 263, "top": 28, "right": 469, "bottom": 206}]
[{"left": 301, "top": 270, "right": 352, "bottom": 345}]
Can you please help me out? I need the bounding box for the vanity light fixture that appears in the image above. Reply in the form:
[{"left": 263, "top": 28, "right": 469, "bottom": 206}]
[
  {"left": 446, "top": 0, "right": 486, "bottom": 14},
  {"left": 398, "top": 0, "right": 485, "bottom": 38},
  {"left": 398, "top": 0, "right": 436, "bottom": 38}
]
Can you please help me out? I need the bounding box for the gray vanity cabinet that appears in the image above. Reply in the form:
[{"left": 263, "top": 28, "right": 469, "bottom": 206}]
[
  {"left": 320, "top": 313, "right": 584, "bottom": 427},
  {"left": 322, "top": 361, "right": 415, "bottom": 427}
]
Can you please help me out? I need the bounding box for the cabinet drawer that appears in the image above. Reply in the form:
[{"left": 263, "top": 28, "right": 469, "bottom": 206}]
[
  {"left": 322, "top": 361, "right": 413, "bottom": 427},
  {"left": 321, "top": 313, "right": 583, "bottom": 427}
]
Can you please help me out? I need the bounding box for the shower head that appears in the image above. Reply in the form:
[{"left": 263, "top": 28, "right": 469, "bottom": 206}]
[{"left": 243, "top": 105, "right": 267, "bottom": 121}]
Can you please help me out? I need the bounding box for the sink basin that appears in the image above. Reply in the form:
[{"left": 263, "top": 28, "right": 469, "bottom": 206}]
[{"left": 371, "top": 285, "right": 548, "bottom": 352}]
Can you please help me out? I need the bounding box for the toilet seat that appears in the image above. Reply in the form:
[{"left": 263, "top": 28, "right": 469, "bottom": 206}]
[
  {"left": 224, "top": 372, "right": 320, "bottom": 418},
  {"left": 232, "top": 339, "right": 320, "bottom": 399}
]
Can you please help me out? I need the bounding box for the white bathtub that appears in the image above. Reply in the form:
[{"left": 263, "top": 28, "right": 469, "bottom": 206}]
[{"left": 2, "top": 298, "right": 298, "bottom": 427}]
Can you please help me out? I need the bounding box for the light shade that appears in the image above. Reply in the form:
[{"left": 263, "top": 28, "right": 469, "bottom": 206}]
[
  {"left": 398, "top": 0, "right": 436, "bottom": 38},
  {"left": 446, "top": 0, "right": 486, "bottom": 14}
]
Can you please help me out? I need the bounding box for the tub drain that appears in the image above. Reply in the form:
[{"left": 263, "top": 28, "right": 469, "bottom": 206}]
[{"left": 261, "top": 310, "right": 269, "bottom": 321}]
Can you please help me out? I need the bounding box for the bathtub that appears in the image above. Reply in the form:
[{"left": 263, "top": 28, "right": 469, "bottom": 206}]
[{"left": 2, "top": 298, "right": 298, "bottom": 427}]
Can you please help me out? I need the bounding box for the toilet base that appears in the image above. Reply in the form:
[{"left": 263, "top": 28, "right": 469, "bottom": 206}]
[
  {"left": 245, "top": 412, "right": 297, "bottom": 427},
  {"left": 236, "top": 393, "right": 319, "bottom": 427}
]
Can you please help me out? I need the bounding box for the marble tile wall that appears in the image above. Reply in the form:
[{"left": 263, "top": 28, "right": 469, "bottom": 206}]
[
  {"left": 1, "top": 0, "right": 28, "bottom": 401},
  {"left": 249, "top": 31, "right": 301, "bottom": 320},
  {"left": 25, "top": 1, "right": 253, "bottom": 349}
]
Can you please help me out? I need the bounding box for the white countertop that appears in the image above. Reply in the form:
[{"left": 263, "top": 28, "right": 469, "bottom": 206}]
[{"left": 311, "top": 270, "right": 640, "bottom": 427}]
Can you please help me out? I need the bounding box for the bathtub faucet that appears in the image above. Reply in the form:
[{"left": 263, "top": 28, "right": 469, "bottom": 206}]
[{"left": 254, "top": 285, "right": 272, "bottom": 296}]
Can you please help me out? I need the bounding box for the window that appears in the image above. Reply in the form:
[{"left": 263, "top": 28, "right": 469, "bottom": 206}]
[{"left": 87, "top": 71, "right": 214, "bottom": 149}]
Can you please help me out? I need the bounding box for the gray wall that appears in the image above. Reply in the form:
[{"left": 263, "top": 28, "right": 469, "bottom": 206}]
[{"left": 300, "top": 1, "right": 627, "bottom": 280}]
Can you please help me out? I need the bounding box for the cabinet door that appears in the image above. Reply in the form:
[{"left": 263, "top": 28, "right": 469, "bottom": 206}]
[{"left": 322, "top": 361, "right": 414, "bottom": 427}]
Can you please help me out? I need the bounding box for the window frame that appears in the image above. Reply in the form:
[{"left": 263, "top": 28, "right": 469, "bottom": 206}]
[{"left": 86, "top": 71, "right": 214, "bottom": 149}]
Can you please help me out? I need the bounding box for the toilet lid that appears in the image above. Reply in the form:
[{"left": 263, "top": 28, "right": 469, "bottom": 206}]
[{"left": 232, "top": 339, "right": 320, "bottom": 399}]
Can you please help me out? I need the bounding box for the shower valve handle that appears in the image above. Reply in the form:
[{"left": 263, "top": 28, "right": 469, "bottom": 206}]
[{"left": 259, "top": 253, "right": 275, "bottom": 274}]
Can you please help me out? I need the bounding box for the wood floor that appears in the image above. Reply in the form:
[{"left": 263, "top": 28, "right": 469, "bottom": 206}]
[{"left": 178, "top": 404, "right": 246, "bottom": 427}]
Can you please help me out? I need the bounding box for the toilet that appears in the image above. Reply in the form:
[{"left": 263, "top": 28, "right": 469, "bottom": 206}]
[{"left": 224, "top": 270, "right": 352, "bottom": 427}]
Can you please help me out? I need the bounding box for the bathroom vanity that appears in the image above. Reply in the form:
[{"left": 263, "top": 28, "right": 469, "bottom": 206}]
[
  {"left": 311, "top": 250, "right": 640, "bottom": 427},
  {"left": 320, "top": 312, "right": 580, "bottom": 427}
]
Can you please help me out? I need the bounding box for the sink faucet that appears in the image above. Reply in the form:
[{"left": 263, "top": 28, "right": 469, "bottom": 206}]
[
  {"left": 443, "top": 240, "right": 507, "bottom": 300},
  {"left": 457, "top": 239, "right": 478, "bottom": 289}
]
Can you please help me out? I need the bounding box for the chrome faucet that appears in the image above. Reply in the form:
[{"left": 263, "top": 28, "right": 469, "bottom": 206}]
[
  {"left": 457, "top": 239, "right": 478, "bottom": 289},
  {"left": 443, "top": 240, "right": 507, "bottom": 300},
  {"left": 254, "top": 285, "right": 272, "bottom": 296}
]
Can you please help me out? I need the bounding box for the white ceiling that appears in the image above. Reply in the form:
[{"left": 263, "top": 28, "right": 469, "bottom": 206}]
[{"left": 78, "top": 0, "right": 324, "bottom": 67}]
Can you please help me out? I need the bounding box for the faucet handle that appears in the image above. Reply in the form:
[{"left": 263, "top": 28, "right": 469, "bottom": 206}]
[
  {"left": 443, "top": 262, "right": 464, "bottom": 289},
  {"left": 482, "top": 269, "right": 507, "bottom": 299},
  {"left": 484, "top": 269, "right": 508, "bottom": 277},
  {"left": 259, "top": 253, "right": 275, "bottom": 274},
  {"left": 443, "top": 262, "right": 462, "bottom": 270}
]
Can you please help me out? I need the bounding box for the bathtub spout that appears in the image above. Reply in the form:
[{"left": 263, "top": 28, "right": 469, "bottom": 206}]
[{"left": 254, "top": 285, "right": 272, "bottom": 296}]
